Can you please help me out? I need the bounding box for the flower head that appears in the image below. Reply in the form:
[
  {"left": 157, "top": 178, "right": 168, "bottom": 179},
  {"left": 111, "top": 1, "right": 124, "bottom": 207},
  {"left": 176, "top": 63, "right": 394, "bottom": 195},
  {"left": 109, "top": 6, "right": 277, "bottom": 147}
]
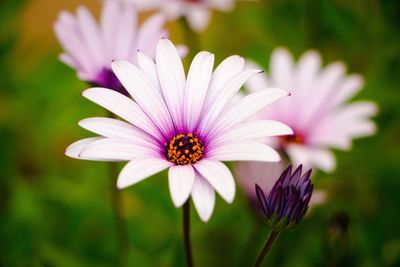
[
  {"left": 255, "top": 165, "right": 313, "bottom": 231},
  {"left": 65, "top": 38, "right": 292, "bottom": 222},
  {"left": 246, "top": 48, "right": 377, "bottom": 172},
  {"left": 126, "top": 0, "right": 236, "bottom": 32},
  {"left": 54, "top": 0, "right": 166, "bottom": 95}
]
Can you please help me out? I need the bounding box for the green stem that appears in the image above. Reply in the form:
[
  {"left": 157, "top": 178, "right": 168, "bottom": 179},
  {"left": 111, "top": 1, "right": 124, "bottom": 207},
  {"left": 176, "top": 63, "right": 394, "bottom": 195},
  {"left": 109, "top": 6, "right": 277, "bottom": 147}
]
[
  {"left": 183, "top": 201, "right": 194, "bottom": 267},
  {"left": 254, "top": 230, "right": 280, "bottom": 267},
  {"left": 109, "top": 161, "right": 129, "bottom": 267},
  {"left": 107, "top": 111, "right": 129, "bottom": 267}
]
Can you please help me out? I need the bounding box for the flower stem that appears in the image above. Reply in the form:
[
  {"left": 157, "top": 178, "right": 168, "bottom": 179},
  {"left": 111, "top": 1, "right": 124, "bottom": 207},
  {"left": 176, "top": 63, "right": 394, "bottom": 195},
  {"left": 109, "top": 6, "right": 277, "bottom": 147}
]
[
  {"left": 109, "top": 161, "right": 129, "bottom": 267},
  {"left": 254, "top": 230, "right": 280, "bottom": 267},
  {"left": 107, "top": 111, "right": 129, "bottom": 266},
  {"left": 183, "top": 200, "right": 194, "bottom": 267}
]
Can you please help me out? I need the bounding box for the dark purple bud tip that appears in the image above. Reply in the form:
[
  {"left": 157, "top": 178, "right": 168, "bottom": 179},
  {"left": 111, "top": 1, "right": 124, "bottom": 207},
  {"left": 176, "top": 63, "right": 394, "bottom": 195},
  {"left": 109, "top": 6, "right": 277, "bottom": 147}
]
[{"left": 254, "top": 164, "right": 313, "bottom": 232}]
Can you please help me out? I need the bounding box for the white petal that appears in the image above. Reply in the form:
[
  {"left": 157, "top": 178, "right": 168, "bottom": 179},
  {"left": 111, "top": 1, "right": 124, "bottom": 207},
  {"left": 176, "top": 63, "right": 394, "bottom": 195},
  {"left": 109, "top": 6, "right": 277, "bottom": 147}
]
[
  {"left": 212, "top": 120, "right": 293, "bottom": 146},
  {"left": 199, "top": 69, "right": 262, "bottom": 135},
  {"left": 244, "top": 60, "right": 268, "bottom": 93},
  {"left": 80, "top": 138, "right": 159, "bottom": 161},
  {"left": 111, "top": 60, "right": 174, "bottom": 137},
  {"left": 205, "top": 55, "right": 245, "bottom": 105},
  {"left": 287, "top": 144, "right": 336, "bottom": 172},
  {"left": 211, "top": 88, "right": 289, "bottom": 135},
  {"left": 194, "top": 160, "right": 235, "bottom": 203},
  {"left": 78, "top": 117, "right": 159, "bottom": 150},
  {"left": 117, "top": 158, "right": 173, "bottom": 189},
  {"left": 184, "top": 51, "right": 214, "bottom": 131},
  {"left": 82, "top": 87, "right": 163, "bottom": 140},
  {"left": 137, "top": 51, "right": 160, "bottom": 92},
  {"left": 65, "top": 137, "right": 103, "bottom": 159},
  {"left": 156, "top": 38, "right": 186, "bottom": 131},
  {"left": 208, "top": 141, "right": 281, "bottom": 162},
  {"left": 191, "top": 175, "right": 215, "bottom": 222},
  {"left": 168, "top": 165, "right": 195, "bottom": 207}
]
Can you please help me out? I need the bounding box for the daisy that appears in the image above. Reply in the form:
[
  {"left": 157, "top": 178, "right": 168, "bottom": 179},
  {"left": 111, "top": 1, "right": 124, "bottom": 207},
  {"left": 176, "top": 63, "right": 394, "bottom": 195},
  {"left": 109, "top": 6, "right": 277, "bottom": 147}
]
[
  {"left": 244, "top": 47, "right": 377, "bottom": 172},
  {"left": 125, "top": 0, "right": 236, "bottom": 32},
  {"left": 65, "top": 38, "right": 292, "bottom": 222},
  {"left": 54, "top": 0, "right": 166, "bottom": 95}
]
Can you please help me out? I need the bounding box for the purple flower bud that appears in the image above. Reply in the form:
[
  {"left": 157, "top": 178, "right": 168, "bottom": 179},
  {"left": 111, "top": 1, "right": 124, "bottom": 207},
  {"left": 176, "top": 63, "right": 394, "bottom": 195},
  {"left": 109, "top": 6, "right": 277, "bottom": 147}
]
[{"left": 255, "top": 165, "right": 313, "bottom": 231}]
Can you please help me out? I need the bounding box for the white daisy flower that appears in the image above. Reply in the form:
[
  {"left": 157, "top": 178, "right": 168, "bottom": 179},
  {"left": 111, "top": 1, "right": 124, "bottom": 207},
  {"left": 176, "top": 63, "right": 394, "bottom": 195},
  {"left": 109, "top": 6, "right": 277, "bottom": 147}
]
[{"left": 66, "top": 38, "right": 292, "bottom": 222}]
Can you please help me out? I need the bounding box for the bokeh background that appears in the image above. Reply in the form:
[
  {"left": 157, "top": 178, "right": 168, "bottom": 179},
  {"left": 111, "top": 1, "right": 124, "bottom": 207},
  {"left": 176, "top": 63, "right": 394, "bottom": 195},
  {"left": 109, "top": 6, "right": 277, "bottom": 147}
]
[{"left": 1, "top": 0, "right": 400, "bottom": 266}]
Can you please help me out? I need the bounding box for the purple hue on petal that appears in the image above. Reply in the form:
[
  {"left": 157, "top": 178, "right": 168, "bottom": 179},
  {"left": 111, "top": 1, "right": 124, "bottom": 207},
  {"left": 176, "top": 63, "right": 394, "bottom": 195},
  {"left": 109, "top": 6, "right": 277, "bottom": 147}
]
[
  {"left": 91, "top": 68, "right": 129, "bottom": 96},
  {"left": 255, "top": 164, "right": 314, "bottom": 230}
]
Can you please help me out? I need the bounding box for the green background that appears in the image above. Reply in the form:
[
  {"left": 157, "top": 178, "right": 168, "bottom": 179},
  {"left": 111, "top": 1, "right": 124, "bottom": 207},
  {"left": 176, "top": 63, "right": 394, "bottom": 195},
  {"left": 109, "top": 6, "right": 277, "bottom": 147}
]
[{"left": 1, "top": 0, "right": 399, "bottom": 266}]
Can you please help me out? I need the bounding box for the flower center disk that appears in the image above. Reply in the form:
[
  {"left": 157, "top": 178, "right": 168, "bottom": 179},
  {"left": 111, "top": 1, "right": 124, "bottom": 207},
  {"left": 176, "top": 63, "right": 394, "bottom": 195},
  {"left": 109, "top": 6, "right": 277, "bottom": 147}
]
[{"left": 165, "top": 133, "right": 205, "bottom": 165}]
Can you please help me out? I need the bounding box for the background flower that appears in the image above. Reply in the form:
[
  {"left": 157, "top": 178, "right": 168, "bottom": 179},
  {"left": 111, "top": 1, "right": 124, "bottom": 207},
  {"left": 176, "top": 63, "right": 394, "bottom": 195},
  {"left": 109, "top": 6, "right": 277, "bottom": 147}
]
[
  {"left": 245, "top": 48, "right": 377, "bottom": 172},
  {"left": 66, "top": 38, "right": 292, "bottom": 222},
  {"left": 54, "top": 0, "right": 166, "bottom": 94},
  {"left": 125, "top": 0, "right": 236, "bottom": 32}
]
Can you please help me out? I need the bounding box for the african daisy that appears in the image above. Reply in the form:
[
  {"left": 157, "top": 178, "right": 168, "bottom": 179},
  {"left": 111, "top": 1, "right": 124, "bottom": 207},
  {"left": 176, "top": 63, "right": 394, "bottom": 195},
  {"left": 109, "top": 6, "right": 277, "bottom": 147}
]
[
  {"left": 65, "top": 38, "right": 292, "bottom": 222},
  {"left": 125, "top": 0, "right": 236, "bottom": 32},
  {"left": 244, "top": 47, "right": 377, "bottom": 172},
  {"left": 54, "top": 0, "right": 166, "bottom": 95}
]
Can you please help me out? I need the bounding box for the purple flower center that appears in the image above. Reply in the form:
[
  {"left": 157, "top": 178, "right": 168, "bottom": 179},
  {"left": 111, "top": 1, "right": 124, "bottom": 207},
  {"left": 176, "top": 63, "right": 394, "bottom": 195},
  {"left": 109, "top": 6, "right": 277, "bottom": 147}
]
[
  {"left": 93, "top": 68, "right": 129, "bottom": 96},
  {"left": 184, "top": 0, "right": 204, "bottom": 3},
  {"left": 165, "top": 133, "right": 205, "bottom": 165}
]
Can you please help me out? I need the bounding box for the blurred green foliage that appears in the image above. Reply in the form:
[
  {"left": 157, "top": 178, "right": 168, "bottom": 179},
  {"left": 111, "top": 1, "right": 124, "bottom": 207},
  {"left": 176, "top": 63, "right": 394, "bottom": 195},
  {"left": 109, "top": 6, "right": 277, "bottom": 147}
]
[{"left": 1, "top": 0, "right": 400, "bottom": 266}]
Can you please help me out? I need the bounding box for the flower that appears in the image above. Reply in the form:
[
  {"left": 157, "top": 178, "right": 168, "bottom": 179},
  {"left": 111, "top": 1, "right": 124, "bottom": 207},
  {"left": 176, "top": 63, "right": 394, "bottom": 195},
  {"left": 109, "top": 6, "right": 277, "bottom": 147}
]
[
  {"left": 255, "top": 165, "right": 313, "bottom": 231},
  {"left": 125, "top": 0, "right": 236, "bottom": 32},
  {"left": 235, "top": 161, "right": 326, "bottom": 213},
  {"left": 65, "top": 38, "right": 292, "bottom": 222},
  {"left": 245, "top": 48, "right": 377, "bottom": 172},
  {"left": 54, "top": 0, "right": 166, "bottom": 95}
]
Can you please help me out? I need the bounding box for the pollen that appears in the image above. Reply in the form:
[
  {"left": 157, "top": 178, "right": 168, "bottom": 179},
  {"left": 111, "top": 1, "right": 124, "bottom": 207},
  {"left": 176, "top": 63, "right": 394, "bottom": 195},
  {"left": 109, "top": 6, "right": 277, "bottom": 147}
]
[{"left": 165, "top": 133, "right": 205, "bottom": 165}]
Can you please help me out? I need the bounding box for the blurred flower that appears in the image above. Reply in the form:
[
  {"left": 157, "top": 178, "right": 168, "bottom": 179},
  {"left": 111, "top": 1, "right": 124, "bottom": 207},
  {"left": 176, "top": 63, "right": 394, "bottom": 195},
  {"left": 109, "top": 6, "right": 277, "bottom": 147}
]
[
  {"left": 246, "top": 48, "right": 377, "bottom": 172},
  {"left": 255, "top": 165, "right": 313, "bottom": 231},
  {"left": 125, "top": 0, "right": 236, "bottom": 32},
  {"left": 65, "top": 38, "right": 292, "bottom": 222},
  {"left": 54, "top": 0, "right": 166, "bottom": 95}
]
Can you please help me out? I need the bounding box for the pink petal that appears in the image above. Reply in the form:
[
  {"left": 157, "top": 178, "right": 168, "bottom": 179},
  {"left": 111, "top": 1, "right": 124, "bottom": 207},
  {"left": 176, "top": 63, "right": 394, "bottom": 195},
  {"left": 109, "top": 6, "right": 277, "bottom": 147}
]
[{"left": 287, "top": 144, "right": 336, "bottom": 172}]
